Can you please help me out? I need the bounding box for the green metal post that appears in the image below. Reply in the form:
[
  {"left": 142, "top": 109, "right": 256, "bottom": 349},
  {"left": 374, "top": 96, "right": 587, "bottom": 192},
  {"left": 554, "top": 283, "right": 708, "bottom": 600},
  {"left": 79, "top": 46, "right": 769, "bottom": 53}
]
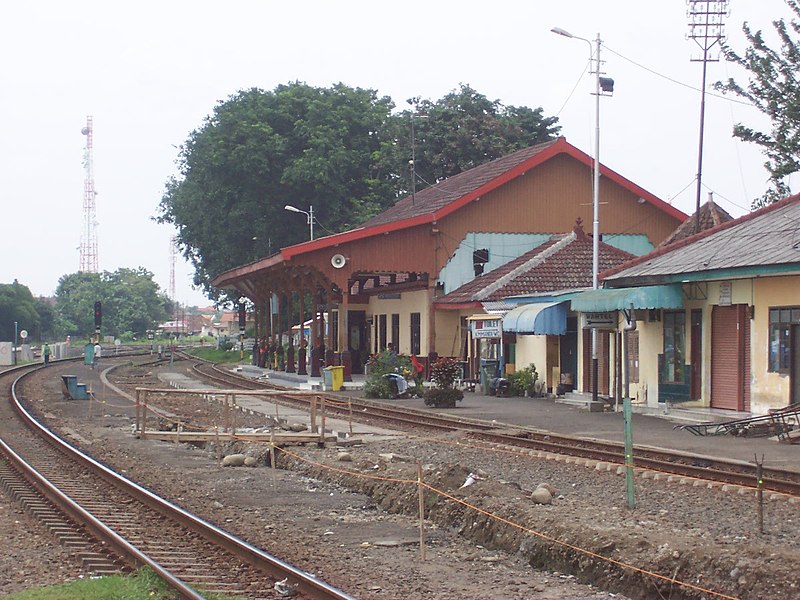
[{"left": 622, "top": 304, "right": 636, "bottom": 509}]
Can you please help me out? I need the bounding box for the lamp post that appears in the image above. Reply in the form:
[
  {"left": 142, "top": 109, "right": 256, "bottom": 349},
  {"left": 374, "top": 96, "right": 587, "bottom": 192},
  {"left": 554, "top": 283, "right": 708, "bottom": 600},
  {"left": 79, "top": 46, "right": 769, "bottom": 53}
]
[
  {"left": 284, "top": 204, "right": 314, "bottom": 240},
  {"left": 551, "top": 27, "right": 614, "bottom": 405}
]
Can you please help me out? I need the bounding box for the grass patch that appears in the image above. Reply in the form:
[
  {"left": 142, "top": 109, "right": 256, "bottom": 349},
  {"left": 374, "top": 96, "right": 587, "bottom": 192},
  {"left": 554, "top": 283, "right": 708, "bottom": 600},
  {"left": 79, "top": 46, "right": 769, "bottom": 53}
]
[
  {"left": 184, "top": 347, "right": 246, "bottom": 364},
  {"left": 6, "top": 568, "right": 243, "bottom": 600},
  {"left": 7, "top": 568, "right": 178, "bottom": 600}
]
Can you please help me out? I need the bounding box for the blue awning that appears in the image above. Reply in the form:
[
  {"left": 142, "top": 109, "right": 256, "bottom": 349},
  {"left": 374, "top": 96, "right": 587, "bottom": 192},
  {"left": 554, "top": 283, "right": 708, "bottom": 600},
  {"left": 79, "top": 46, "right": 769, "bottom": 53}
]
[
  {"left": 502, "top": 301, "right": 567, "bottom": 335},
  {"left": 570, "top": 284, "right": 683, "bottom": 312}
]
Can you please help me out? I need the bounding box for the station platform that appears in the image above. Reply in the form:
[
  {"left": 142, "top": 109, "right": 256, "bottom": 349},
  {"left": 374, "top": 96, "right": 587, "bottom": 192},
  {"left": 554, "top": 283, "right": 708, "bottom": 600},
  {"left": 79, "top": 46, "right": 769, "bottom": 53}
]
[
  {"left": 230, "top": 364, "right": 800, "bottom": 473},
  {"left": 50, "top": 360, "right": 800, "bottom": 475}
]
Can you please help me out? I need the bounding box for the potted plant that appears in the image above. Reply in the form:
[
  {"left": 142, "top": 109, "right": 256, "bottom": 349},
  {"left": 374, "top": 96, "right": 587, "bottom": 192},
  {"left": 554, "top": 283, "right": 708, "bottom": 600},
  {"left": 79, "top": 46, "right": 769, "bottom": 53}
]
[{"left": 423, "top": 357, "right": 464, "bottom": 408}]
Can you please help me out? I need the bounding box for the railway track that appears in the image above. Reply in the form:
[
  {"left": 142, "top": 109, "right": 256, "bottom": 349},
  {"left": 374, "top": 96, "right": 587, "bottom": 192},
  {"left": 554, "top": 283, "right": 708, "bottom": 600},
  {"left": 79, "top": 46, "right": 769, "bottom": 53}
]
[
  {"left": 187, "top": 356, "right": 800, "bottom": 498},
  {"left": 0, "top": 362, "right": 355, "bottom": 600}
]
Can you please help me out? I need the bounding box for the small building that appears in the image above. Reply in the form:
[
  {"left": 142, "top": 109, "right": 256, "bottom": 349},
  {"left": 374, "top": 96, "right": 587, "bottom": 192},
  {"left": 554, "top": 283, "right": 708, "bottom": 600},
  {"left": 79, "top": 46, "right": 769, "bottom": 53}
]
[{"left": 571, "top": 193, "right": 800, "bottom": 415}]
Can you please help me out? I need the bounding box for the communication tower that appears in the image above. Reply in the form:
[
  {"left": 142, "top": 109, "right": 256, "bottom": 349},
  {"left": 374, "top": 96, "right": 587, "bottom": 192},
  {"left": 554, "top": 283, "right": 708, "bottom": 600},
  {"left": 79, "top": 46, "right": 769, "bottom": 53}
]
[
  {"left": 169, "top": 235, "right": 177, "bottom": 301},
  {"left": 80, "top": 116, "right": 99, "bottom": 273}
]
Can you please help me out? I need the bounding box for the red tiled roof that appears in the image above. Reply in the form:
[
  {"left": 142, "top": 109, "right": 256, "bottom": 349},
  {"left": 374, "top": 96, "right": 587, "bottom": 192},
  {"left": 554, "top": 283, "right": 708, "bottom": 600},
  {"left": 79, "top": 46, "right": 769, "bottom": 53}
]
[{"left": 436, "top": 223, "right": 636, "bottom": 305}]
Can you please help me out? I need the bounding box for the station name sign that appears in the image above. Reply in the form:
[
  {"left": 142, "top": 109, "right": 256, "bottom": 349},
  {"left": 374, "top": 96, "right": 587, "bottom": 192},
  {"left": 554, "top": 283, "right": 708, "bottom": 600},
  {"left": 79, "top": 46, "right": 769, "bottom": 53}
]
[
  {"left": 583, "top": 311, "right": 616, "bottom": 329},
  {"left": 471, "top": 319, "right": 501, "bottom": 338}
]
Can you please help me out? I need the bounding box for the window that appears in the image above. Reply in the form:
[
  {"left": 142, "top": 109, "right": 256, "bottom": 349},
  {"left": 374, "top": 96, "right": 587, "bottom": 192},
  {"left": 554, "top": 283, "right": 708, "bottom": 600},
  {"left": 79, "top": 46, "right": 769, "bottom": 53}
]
[
  {"left": 769, "top": 307, "right": 800, "bottom": 373},
  {"left": 379, "top": 314, "right": 387, "bottom": 351},
  {"left": 410, "top": 313, "right": 421, "bottom": 356},
  {"left": 663, "top": 311, "right": 685, "bottom": 383},
  {"left": 391, "top": 314, "right": 400, "bottom": 350}
]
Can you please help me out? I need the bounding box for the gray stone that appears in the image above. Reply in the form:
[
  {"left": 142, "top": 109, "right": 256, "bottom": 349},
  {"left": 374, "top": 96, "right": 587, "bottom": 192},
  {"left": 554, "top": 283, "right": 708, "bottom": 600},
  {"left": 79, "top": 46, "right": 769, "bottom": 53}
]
[
  {"left": 244, "top": 456, "right": 258, "bottom": 467},
  {"left": 222, "top": 453, "right": 246, "bottom": 467},
  {"left": 288, "top": 422, "right": 308, "bottom": 432},
  {"left": 531, "top": 487, "right": 553, "bottom": 505},
  {"left": 337, "top": 452, "right": 353, "bottom": 462}
]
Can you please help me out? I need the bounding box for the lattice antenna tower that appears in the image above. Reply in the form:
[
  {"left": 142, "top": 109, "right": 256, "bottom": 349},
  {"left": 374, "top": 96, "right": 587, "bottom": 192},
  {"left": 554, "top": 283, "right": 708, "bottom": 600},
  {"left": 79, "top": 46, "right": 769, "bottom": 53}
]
[
  {"left": 79, "top": 116, "right": 99, "bottom": 273},
  {"left": 688, "top": 0, "right": 729, "bottom": 232},
  {"left": 169, "top": 235, "right": 177, "bottom": 301}
]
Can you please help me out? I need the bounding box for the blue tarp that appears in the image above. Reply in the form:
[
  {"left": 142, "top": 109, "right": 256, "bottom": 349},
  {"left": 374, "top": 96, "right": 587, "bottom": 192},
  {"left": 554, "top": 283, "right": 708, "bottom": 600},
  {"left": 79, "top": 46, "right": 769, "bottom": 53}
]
[
  {"left": 569, "top": 284, "right": 683, "bottom": 312},
  {"left": 502, "top": 301, "right": 567, "bottom": 335}
]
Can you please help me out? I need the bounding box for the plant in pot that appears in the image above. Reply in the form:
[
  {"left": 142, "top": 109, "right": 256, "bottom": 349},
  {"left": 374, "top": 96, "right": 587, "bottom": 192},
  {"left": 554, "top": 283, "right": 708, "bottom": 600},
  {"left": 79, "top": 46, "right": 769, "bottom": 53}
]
[{"left": 423, "top": 357, "right": 464, "bottom": 408}]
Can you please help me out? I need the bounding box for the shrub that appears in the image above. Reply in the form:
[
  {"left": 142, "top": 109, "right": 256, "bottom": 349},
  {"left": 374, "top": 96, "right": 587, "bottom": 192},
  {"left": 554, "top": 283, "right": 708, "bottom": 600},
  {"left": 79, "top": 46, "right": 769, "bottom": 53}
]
[
  {"left": 363, "top": 350, "right": 415, "bottom": 399},
  {"left": 423, "top": 387, "right": 463, "bottom": 408},
  {"left": 424, "top": 357, "right": 464, "bottom": 407},
  {"left": 507, "top": 364, "right": 539, "bottom": 396},
  {"left": 429, "top": 357, "right": 462, "bottom": 389}
]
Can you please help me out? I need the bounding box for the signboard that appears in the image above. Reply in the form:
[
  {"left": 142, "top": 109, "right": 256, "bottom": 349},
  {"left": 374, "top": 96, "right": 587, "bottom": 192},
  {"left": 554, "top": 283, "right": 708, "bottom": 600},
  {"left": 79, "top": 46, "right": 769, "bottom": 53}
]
[
  {"left": 719, "top": 281, "right": 732, "bottom": 306},
  {"left": 0, "top": 342, "right": 11, "bottom": 366},
  {"left": 19, "top": 330, "right": 28, "bottom": 339},
  {"left": 584, "top": 312, "right": 616, "bottom": 329},
  {"left": 471, "top": 318, "right": 501, "bottom": 339}
]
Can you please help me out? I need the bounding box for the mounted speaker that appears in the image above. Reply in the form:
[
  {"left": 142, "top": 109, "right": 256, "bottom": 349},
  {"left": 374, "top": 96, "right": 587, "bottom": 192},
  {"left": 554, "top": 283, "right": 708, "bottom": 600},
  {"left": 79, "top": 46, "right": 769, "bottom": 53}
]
[{"left": 331, "top": 254, "right": 347, "bottom": 269}]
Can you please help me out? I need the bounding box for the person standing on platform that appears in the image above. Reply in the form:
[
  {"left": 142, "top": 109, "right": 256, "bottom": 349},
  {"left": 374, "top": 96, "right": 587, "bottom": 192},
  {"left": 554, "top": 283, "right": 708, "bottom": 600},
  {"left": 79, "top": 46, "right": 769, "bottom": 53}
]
[
  {"left": 43, "top": 343, "right": 51, "bottom": 365},
  {"left": 94, "top": 341, "right": 102, "bottom": 368}
]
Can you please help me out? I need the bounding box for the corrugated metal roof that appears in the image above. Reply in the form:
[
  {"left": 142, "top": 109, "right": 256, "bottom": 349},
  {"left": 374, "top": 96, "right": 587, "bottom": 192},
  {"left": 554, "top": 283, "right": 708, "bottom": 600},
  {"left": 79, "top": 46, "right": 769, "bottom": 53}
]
[
  {"left": 570, "top": 284, "right": 684, "bottom": 312},
  {"left": 604, "top": 194, "right": 800, "bottom": 285}
]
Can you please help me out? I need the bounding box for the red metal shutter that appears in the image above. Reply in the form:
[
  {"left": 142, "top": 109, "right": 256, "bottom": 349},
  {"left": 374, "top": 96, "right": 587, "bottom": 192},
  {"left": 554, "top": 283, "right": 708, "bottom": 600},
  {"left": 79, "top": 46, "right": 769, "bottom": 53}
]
[{"left": 711, "top": 305, "right": 749, "bottom": 411}]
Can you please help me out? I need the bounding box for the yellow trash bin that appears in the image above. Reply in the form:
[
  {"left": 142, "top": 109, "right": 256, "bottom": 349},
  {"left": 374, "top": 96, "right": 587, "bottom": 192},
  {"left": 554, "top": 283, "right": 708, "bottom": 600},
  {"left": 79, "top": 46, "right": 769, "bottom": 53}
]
[{"left": 329, "top": 365, "right": 344, "bottom": 391}]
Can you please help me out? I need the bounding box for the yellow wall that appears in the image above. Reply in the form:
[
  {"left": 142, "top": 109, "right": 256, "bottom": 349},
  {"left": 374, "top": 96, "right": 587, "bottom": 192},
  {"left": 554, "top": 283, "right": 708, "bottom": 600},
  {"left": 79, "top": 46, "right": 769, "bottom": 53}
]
[
  {"left": 515, "top": 334, "right": 548, "bottom": 377},
  {"left": 367, "top": 290, "right": 430, "bottom": 356},
  {"left": 751, "top": 276, "right": 798, "bottom": 412},
  {"left": 435, "top": 309, "right": 465, "bottom": 358}
]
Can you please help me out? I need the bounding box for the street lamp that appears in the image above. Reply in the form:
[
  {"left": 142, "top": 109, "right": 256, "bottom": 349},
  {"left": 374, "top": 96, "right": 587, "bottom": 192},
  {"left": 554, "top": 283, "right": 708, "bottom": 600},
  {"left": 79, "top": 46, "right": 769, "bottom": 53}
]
[
  {"left": 284, "top": 204, "right": 314, "bottom": 240},
  {"left": 551, "top": 27, "right": 614, "bottom": 405}
]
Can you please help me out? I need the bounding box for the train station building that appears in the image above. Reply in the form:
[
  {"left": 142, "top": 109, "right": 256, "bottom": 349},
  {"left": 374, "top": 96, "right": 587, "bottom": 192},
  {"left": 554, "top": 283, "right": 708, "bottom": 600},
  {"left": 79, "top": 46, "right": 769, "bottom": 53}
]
[{"left": 211, "top": 137, "right": 686, "bottom": 391}]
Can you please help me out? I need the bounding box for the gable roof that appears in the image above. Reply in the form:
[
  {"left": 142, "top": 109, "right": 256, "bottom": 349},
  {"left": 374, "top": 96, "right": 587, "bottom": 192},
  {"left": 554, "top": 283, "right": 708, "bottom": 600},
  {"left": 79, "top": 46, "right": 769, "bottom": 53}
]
[
  {"left": 436, "top": 222, "right": 636, "bottom": 307},
  {"left": 658, "top": 197, "right": 733, "bottom": 248},
  {"left": 602, "top": 193, "right": 800, "bottom": 287},
  {"left": 280, "top": 136, "right": 686, "bottom": 260}
]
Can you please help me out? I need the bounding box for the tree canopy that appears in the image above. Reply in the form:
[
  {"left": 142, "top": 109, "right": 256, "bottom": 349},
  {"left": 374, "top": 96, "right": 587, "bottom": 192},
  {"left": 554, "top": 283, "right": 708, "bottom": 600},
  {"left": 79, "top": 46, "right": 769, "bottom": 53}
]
[
  {"left": 0, "top": 280, "right": 41, "bottom": 342},
  {"left": 54, "top": 269, "right": 170, "bottom": 339},
  {"left": 717, "top": 0, "right": 800, "bottom": 207},
  {"left": 157, "top": 82, "right": 560, "bottom": 299}
]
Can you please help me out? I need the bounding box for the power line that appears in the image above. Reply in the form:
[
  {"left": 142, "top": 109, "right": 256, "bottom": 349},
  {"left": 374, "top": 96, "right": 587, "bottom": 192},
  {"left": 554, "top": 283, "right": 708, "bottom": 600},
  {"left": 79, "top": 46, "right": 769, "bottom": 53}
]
[{"left": 603, "top": 45, "right": 752, "bottom": 107}]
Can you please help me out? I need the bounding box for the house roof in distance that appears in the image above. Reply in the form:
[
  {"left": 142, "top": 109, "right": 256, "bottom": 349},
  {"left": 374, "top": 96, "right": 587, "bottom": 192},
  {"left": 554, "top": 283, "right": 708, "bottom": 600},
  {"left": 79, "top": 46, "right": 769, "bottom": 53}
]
[{"left": 658, "top": 196, "right": 733, "bottom": 248}]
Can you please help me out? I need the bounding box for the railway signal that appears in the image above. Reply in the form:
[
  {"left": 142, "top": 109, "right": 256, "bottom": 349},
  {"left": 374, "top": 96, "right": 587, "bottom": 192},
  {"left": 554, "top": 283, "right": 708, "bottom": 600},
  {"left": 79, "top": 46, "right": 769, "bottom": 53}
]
[{"left": 94, "top": 301, "right": 102, "bottom": 333}]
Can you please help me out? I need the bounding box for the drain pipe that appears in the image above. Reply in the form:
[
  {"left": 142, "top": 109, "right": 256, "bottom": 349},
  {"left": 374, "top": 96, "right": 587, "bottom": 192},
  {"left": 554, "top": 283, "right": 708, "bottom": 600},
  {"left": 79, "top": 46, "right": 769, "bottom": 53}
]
[{"left": 622, "top": 303, "right": 636, "bottom": 509}]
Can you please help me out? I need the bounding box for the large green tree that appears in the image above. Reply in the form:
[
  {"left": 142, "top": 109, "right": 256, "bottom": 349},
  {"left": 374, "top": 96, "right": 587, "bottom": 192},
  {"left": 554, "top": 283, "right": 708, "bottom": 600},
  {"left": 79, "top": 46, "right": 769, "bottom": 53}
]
[
  {"left": 0, "top": 281, "right": 41, "bottom": 342},
  {"left": 158, "top": 82, "right": 560, "bottom": 299},
  {"left": 54, "top": 269, "right": 170, "bottom": 339},
  {"left": 381, "top": 84, "right": 561, "bottom": 197},
  {"left": 717, "top": 0, "right": 800, "bottom": 207},
  {"left": 158, "top": 83, "right": 396, "bottom": 298}
]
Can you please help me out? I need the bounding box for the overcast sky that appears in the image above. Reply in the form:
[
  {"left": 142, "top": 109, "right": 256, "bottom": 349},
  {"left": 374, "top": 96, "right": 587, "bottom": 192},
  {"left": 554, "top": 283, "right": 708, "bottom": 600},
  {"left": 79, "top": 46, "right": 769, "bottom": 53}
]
[{"left": 1, "top": 1, "right": 793, "bottom": 307}]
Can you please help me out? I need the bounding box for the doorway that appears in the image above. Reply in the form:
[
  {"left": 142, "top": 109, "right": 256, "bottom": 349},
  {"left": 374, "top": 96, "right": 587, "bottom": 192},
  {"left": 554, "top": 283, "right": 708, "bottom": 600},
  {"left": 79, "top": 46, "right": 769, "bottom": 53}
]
[
  {"left": 348, "top": 310, "right": 367, "bottom": 374},
  {"left": 690, "top": 309, "right": 702, "bottom": 400}
]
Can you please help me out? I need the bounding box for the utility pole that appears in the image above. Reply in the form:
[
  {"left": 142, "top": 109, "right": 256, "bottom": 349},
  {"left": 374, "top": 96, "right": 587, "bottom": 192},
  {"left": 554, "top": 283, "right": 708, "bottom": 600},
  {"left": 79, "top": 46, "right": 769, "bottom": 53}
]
[{"left": 688, "top": 0, "right": 728, "bottom": 233}]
